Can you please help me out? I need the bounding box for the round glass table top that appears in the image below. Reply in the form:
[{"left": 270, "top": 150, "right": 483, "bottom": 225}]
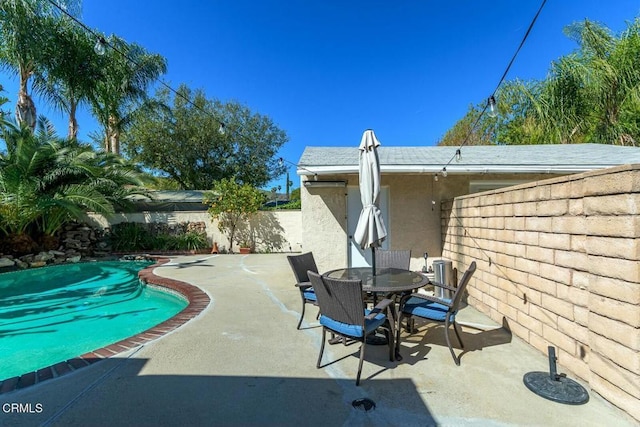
[{"left": 323, "top": 267, "right": 428, "bottom": 293}]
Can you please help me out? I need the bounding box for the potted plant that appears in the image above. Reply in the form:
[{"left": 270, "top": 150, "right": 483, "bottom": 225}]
[{"left": 238, "top": 241, "right": 251, "bottom": 254}]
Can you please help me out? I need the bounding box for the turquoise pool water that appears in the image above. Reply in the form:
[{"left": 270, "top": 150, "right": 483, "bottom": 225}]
[{"left": 0, "top": 261, "right": 187, "bottom": 381}]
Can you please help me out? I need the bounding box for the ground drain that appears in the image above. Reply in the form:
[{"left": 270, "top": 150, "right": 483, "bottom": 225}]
[
  {"left": 523, "top": 346, "right": 589, "bottom": 405},
  {"left": 352, "top": 398, "right": 376, "bottom": 412}
]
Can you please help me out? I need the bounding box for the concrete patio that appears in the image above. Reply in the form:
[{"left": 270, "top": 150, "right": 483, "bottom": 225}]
[{"left": 0, "top": 254, "right": 634, "bottom": 426}]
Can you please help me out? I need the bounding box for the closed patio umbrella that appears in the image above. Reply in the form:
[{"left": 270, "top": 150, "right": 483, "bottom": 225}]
[{"left": 353, "top": 129, "right": 387, "bottom": 274}]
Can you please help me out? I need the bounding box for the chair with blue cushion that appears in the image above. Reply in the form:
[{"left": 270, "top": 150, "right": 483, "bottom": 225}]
[
  {"left": 287, "top": 252, "right": 319, "bottom": 329},
  {"left": 396, "top": 261, "right": 476, "bottom": 365},
  {"left": 308, "top": 271, "right": 395, "bottom": 386}
]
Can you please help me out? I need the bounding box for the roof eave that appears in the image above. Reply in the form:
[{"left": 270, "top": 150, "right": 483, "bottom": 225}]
[{"left": 297, "top": 165, "right": 612, "bottom": 176}]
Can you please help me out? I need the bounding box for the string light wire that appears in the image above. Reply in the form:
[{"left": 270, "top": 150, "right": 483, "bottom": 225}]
[
  {"left": 46, "top": 0, "right": 547, "bottom": 176},
  {"left": 438, "top": 0, "right": 548, "bottom": 176},
  {"left": 44, "top": 0, "right": 303, "bottom": 171}
]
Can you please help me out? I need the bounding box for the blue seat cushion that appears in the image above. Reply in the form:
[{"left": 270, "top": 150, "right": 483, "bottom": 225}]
[
  {"left": 303, "top": 289, "right": 317, "bottom": 301},
  {"left": 401, "top": 296, "right": 454, "bottom": 322},
  {"left": 319, "top": 309, "right": 386, "bottom": 338}
]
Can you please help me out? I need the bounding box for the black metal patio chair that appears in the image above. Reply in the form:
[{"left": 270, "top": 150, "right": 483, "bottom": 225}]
[
  {"left": 287, "top": 252, "right": 319, "bottom": 329},
  {"left": 308, "top": 271, "right": 395, "bottom": 386},
  {"left": 396, "top": 261, "right": 476, "bottom": 365}
]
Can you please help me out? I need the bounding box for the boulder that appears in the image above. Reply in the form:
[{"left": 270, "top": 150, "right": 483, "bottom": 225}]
[
  {"left": 34, "top": 251, "right": 55, "bottom": 263},
  {"left": 29, "top": 261, "right": 47, "bottom": 268},
  {"left": 0, "top": 257, "right": 16, "bottom": 268}
]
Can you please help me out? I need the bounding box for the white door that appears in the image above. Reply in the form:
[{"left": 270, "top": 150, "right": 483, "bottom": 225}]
[{"left": 347, "top": 186, "right": 390, "bottom": 267}]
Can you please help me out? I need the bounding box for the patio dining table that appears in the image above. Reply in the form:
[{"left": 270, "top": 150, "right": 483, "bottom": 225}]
[
  {"left": 322, "top": 267, "right": 429, "bottom": 360},
  {"left": 322, "top": 267, "right": 428, "bottom": 295}
]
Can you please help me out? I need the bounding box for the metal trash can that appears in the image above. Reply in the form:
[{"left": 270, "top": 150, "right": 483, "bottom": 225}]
[{"left": 432, "top": 259, "right": 454, "bottom": 299}]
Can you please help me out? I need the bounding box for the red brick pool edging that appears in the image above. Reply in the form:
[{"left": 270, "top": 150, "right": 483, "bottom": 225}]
[{"left": 0, "top": 258, "right": 210, "bottom": 395}]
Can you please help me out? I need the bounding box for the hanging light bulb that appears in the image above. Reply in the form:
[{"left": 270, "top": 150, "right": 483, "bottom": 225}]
[
  {"left": 94, "top": 37, "right": 106, "bottom": 56},
  {"left": 455, "top": 149, "right": 461, "bottom": 162},
  {"left": 488, "top": 95, "right": 498, "bottom": 118},
  {"left": 278, "top": 157, "right": 284, "bottom": 167},
  {"left": 442, "top": 167, "right": 448, "bottom": 177},
  {"left": 218, "top": 122, "right": 226, "bottom": 135},
  {"left": 434, "top": 173, "right": 439, "bottom": 182}
]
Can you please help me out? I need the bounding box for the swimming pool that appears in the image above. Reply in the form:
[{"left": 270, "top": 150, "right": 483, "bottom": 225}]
[{"left": 0, "top": 261, "right": 188, "bottom": 381}]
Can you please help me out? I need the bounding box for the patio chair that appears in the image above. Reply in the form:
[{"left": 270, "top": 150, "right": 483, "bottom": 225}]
[
  {"left": 374, "top": 249, "right": 412, "bottom": 303},
  {"left": 287, "top": 252, "right": 319, "bottom": 329},
  {"left": 375, "top": 249, "right": 411, "bottom": 270},
  {"left": 396, "top": 261, "right": 476, "bottom": 365},
  {"left": 308, "top": 271, "right": 395, "bottom": 386}
]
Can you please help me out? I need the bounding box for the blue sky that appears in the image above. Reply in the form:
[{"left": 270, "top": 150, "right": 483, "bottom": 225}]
[{"left": 1, "top": 0, "right": 639, "bottom": 190}]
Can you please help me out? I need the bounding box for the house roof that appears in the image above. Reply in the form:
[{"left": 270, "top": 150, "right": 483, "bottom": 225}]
[
  {"left": 126, "top": 190, "right": 209, "bottom": 212},
  {"left": 297, "top": 144, "right": 640, "bottom": 175}
]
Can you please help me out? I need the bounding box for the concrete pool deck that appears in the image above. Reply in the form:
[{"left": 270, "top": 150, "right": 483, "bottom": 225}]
[{"left": 0, "top": 254, "right": 635, "bottom": 426}]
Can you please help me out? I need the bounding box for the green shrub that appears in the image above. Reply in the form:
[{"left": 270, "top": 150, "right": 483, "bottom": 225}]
[
  {"left": 174, "top": 231, "right": 208, "bottom": 251},
  {"left": 109, "top": 223, "right": 153, "bottom": 251},
  {"left": 108, "top": 223, "right": 208, "bottom": 252}
]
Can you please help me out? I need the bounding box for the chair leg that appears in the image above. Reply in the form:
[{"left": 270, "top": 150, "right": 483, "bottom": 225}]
[
  {"left": 453, "top": 321, "right": 464, "bottom": 348},
  {"left": 317, "top": 327, "right": 327, "bottom": 368},
  {"left": 386, "top": 325, "right": 395, "bottom": 362},
  {"left": 356, "top": 341, "right": 366, "bottom": 386},
  {"left": 444, "top": 315, "right": 460, "bottom": 366},
  {"left": 297, "top": 295, "right": 306, "bottom": 329},
  {"left": 395, "top": 313, "right": 405, "bottom": 356}
]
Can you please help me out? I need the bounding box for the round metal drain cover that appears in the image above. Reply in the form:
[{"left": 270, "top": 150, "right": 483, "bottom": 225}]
[
  {"left": 352, "top": 398, "right": 376, "bottom": 412},
  {"left": 523, "top": 372, "right": 589, "bottom": 405}
]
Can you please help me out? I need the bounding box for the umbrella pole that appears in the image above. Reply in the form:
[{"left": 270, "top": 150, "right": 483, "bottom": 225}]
[{"left": 371, "top": 246, "right": 376, "bottom": 276}]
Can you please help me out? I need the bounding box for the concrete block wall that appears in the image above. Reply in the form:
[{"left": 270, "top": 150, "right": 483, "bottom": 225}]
[{"left": 441, "top": 164, "right": 640, "bottom": 422}]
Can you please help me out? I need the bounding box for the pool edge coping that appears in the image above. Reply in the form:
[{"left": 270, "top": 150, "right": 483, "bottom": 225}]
[{"left": 0, "top": 257, "right": 210, "bottom": 395}]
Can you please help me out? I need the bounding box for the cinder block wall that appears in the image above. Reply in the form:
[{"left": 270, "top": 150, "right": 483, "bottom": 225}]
[{"left": 441, "top": 164, "right": 640, "bottom": 422}]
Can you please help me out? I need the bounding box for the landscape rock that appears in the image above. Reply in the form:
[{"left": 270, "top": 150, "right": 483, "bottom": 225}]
[
  {"left": 29, "top": 261, "right": 47, "bottom": 268},
  {"left": 0, "top": 257, "right": 16, "bottom": 268},
  {"left": 34, "top": 251, "right": 55, "bottom": 263}
]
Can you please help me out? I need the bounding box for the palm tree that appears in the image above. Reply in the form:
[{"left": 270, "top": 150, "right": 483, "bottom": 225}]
[
  {"left": 569, "top": 19, "right": 640, "bottom": 145},
  {"left": 495, "top": 18, "right": 640, "bottom": 146},
  {"left": 0, "top": 117, "right": 148, "bottom": 254},
  {"left": 89, "top": 35, "right": 167, "bottom": 154},
  {"left": 0, "top": 0, "right": 81, "bottom": 131},
  {"left": 33, "top": 17, "right": 99, "bottom": 140}
]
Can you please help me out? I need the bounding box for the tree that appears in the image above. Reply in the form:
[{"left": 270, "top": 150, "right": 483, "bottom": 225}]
[
  {"left": 443, "top": 17, "right": 640, "bottom": 146},
  {"left": 89, "top": 35, "right": 167, "bottom": 154},
  {"left": 290, "top": 187, "right": 300, "bottom": 201},
  {"left": 204, "top": 178, "right": 266, "bottom": 253},
  {"left": 33, "top": 16, "right": 100, "bottom": 139},
  {"left": 0, "top": 0, "right": 81, "bottom": 131},
  {"left": 567, "top": 18, "right": 640, "bottom": 145},
  {"left": 0, "top": 83, "right": 9, "bottom": 117},
  {"left": 125, "top": 84, "right": 288, "bottom": 189},
  {"left": 0, "top": 117, "right": 148, "bottom": 254},
  {"left": 437, "top": 104, "right": 495, "bottom": 146}
]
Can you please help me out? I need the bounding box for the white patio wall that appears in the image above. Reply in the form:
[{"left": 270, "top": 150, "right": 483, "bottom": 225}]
[{"left": 85, "top": 210, "right": 302, "bottom": 253}]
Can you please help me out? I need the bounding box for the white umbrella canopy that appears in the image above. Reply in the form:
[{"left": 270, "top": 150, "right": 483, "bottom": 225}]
[{"left": 353, "top": 129, "right": 387, "bottom": 269}]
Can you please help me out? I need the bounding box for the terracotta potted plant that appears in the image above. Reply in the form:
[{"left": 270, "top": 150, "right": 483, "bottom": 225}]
[{"left": 238, "top": 241, "right": 251, "bottom": 254}]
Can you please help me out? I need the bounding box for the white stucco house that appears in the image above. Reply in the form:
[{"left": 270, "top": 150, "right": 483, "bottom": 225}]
[{"left": 296, "top": 143, "right": 640, "bottom": 272}]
